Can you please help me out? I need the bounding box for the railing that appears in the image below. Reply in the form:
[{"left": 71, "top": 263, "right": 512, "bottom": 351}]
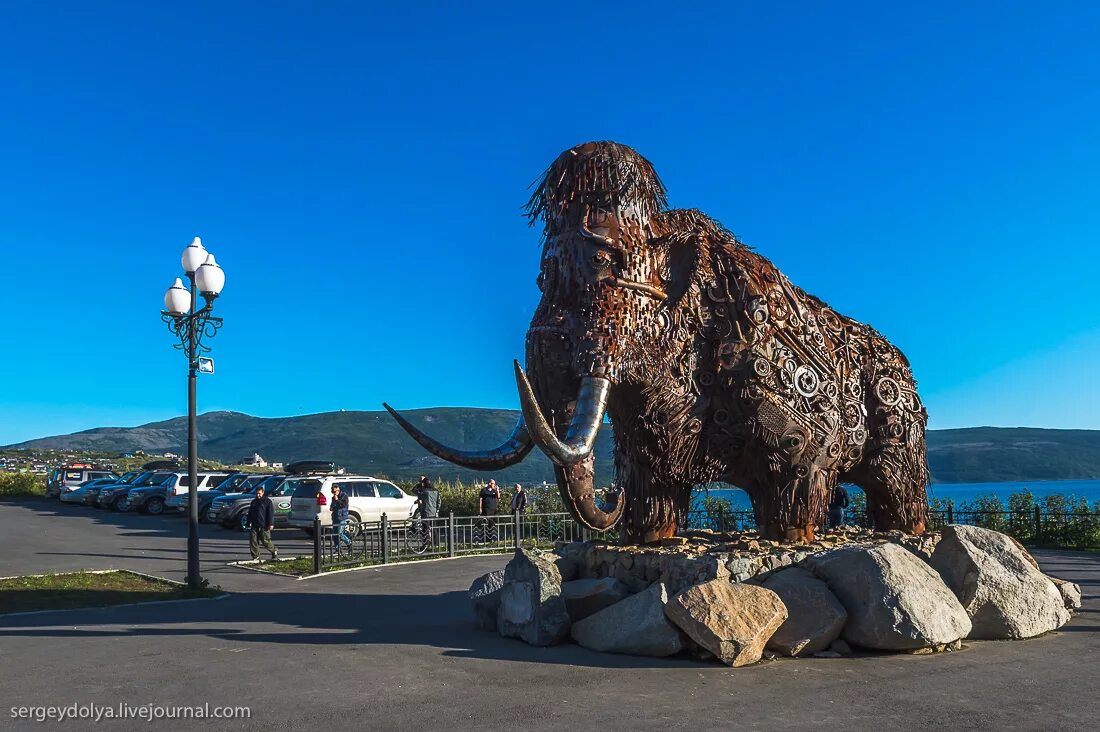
[
  {"left": 313, "top": 512, "right": 590, "bottom": 572},
  {"left": 683, "top": 506, "right": 1100, "bottom": 549},
  {"left": 313, "top": 505, "right": 1100, "bottom": 572}
]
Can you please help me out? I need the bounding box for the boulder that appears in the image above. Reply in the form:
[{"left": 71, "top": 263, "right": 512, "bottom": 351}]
[
  {"left": 803, "top": 543, "right": 971, "bottom": 650},
  {"left": 468, "top": 569, "right": 506, "bottom": 631},
  {"left": 570, "top": 582, "right": 685, "bottom": 657},
  {"left": 538, "top": 550, "right": 578, "bottom": 581},
  {"left": 762, "top": 567, "right": 847, "bottom": 657},
  {"left": 497, "top": 549, "right": 571, "bottom": 646},
  {"left": 929, "top": 525, "right": 1071, "bottom": 639},
  {"left": 664, "top": 579, "right": 787, "bottom": 667},
  {"left": 560, "top": 577, "right": 630, "bottom": 622},
  {"left": 1049, "top": 576, "right": 1082, "bottom": 611}
]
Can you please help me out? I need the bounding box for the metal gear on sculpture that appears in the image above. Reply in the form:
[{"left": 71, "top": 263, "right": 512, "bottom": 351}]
[{"left": 386, "top": 141, "right": 929, "bottom": 544}]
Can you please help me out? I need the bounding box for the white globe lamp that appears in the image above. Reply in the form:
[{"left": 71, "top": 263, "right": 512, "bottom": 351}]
[
  {"left": 181, "top": 236, "right": 207, "bottom": 275},
  {"left": 164, "top": 278, "right": 192, "bottom": 315},
  {"left": 196, "top": 253, "right": 225, "bottom": 297}
]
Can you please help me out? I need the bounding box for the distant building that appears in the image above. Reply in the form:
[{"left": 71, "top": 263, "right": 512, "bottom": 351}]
[
  {"left": 239, "top": 453, "right": 267, "bottom": 467},
  {"left": 269, "top": 462, "right": 284, "bottom": 470}
]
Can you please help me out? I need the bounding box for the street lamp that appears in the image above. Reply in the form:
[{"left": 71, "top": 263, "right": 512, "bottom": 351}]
[{"left": 162, "top": 236, "right": 225, "bottom": 589}]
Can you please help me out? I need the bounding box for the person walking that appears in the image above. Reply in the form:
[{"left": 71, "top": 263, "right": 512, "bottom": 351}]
[
  {"left": 511, "top": 484, "right": 528, "bottom": 514},
  {"left": 330, "top": 483, "right": 351, "bottom": 550},
  {"left": 246, "top": 485, "right": 278, "bottom": 561},
  {"left": 828, "top": 484, "right": 850, "bottom": 528}
]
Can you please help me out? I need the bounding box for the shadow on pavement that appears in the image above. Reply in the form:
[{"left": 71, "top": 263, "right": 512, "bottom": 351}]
[{"left": 0, "top": 587, "right": 709, "bottom": 669}]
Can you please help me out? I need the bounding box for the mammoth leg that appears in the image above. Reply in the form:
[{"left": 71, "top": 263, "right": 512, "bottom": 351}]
[
  {"left": 747, "top": 465, "right": 833, "bottom": 544},
  {"left": 849, "top": 441, "right": 928, "bottom": 534},
  {"left": 616, "top": 453, "right": 679, "bottom": 544}
]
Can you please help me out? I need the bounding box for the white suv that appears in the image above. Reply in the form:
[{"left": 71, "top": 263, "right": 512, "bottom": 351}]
[
  {"left": 287, "top": 475, "right": 416, "bottom": 535},
  {"left": 125, "top": 471, "right": 231, "bottom": 515}
]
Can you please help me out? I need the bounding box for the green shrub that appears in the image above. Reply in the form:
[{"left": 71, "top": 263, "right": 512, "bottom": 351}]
[
  {"left": 0, "top": 472, "right": 45, "bottom": 498},
  {"left": 391, "top": 478, "right": 568, "bottom": 517}
]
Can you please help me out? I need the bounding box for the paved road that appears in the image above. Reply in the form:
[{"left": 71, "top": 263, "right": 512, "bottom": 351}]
[{"left": 1, "top": 498, "right": 1097, "bottom": 731}]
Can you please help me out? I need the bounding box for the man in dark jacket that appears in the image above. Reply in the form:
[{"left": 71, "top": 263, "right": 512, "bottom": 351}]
[
  {"left": 414, "top": 476, "right": 440, "bottom": 519},
  {"left": 511, "top": 484, "right": 528, "bottom": 514},
  {"left": 247, "top": 486, "right": 278, "bottom": 560}
]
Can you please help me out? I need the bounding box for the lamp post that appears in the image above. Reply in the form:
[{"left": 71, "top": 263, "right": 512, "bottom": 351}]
[{"left": 162, "top": 237, "right": 225, "bottom": 589}]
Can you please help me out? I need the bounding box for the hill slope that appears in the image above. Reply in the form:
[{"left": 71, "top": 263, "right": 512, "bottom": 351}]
[{"left": 8, "top": 411, "right": 1100, "bottom": 485}]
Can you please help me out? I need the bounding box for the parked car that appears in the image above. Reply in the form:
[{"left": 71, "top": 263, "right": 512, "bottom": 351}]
[
  {"left": 46, "top": 465, "right": 117, "bottom": 499},
  {"left": 209, "top": 476, "right": 298, "bottom": 531},
  {"left": 90, "top": 471, "right": 148, "bottom": 509},
  {"left": 164, "top": 472, "right": 250, "bottom": 514},
  {"left": 287, "top": 474, "right": 416, "bottom": 536},
  {"left": 206, "top": 474, "right": 288, "bottom": 529},
  {"left": 99, "top": 471, "right": 168, "bottom": 510},
  {"left": 125, "top": 472, "right": 231, "bottom": 515},
  {"left": 196, "top": 474, "right": 268, "bottom": 521},
  {"left": 66, "top": 473, "right": 134, "bottom": 501},
  {"left": 60, "top": 477, "right": 121, "bottom": 505}
]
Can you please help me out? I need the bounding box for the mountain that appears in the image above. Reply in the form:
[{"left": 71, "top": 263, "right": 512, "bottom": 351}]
[{"left": 7, "top": 410, "right": 1100, "bottom": 485}]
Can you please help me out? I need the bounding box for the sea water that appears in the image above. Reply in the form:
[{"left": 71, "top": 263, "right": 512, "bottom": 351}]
[{"left": 698, "top": 479, "right": 1100, "bottom": 510}]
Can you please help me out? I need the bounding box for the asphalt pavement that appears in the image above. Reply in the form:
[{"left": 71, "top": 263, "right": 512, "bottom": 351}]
[{"left": 0, "top": 498, "right": 1097, "bottom": 731}]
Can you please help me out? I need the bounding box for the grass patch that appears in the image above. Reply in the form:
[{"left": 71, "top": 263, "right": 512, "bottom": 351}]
[
  {"left": 0, "top": 473, "right": 46, "bottom": 499},
  {"left": 0, "top": 571, "right": 221, "bottom": 614}
]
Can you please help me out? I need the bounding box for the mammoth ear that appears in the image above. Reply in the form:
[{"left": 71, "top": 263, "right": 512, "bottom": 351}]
[{"left": 663, "top": 229, "right": 708, "bottom": 303}]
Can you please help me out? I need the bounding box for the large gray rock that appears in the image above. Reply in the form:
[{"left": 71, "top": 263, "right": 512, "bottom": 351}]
[
  {"left": 1049, "top": 576, "right": 1082, "bottom": 611},
  {"left": 535, "top": 550, "right": 578, "bottom": 581},
  {"left": 665, "top": 579, "right": 787, "bottom": 667},
  {"left": 560, "top": 577, "right": 629, "bottom": 622},
  {"left": 570, "top": 582, "right": 685, "bottom": 657},
  {"left": 929, "top": 525, "right": 1071, "bottom": 639},
  {"left": 496, "top": 549, "right": 571, "bottom": 646},
  {"left": 468, "top": 569, "right": 506, "bottom": 631},
  {"left": 803, "top": 543, "right": 971, "bottom": 651},
  {"left": 762, "top": 567, "right": 847, "bottom": 657}
]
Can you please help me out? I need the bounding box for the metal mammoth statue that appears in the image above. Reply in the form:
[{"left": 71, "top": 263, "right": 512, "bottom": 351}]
[{"left": 386, "top": 141, "right": 929, "bottom": 544}]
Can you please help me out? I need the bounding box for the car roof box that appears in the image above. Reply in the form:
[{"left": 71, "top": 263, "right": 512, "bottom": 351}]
[
  {"left": 142, "top": 459, "right": 182, "bottom": 470},
  {"left": 285, "top": 460, "right": 341, "bottom": 475}
]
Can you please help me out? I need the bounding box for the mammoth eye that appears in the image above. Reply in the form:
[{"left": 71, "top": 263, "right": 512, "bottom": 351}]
[{"left": 591, "top": 250, "right": 612, "bottom": 268}]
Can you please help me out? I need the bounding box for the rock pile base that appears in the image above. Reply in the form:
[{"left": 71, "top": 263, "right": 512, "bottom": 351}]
[{"left": 469, "top": 526, "right": 1077, "bottom": 666}]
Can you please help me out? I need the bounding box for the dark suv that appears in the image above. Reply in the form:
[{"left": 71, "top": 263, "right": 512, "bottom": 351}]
[
  {"left": 207, "top": 474, "right": 291, "bottom": 531},
  {"left": 98, "top": 472, "right": 172, "bottom": 511}
]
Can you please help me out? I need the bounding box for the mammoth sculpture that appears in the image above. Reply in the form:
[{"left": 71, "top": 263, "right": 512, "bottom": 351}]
[{"left": 386, "top": 141, "right": 929, "bottom": 544}]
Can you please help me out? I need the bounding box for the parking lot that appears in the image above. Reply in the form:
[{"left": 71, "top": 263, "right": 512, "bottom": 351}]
[
  {"left": 0, "top": 498, "right": 312, "bottom": 588},
  {"left": 1, "top": 498, "right": 1098, "bottom": 731}
]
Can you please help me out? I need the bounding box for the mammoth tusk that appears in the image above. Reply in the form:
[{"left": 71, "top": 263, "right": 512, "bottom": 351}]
[
  {"left": 513, "top": 360, "right": 609, "bottom": 466},
  {"left": 555, "top": 458, "right": 624, "bottom": 532},
  {"left": 383, "top": 403, "right": 534, "bottom": 470}
]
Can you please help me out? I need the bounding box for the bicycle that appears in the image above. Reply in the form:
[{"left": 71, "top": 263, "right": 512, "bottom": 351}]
[
  {"left": 331, "top": 518, "right": 360, "bottom": 560},
  {"left": 404, "top": 511, "right": 435, "bottom": 555}
]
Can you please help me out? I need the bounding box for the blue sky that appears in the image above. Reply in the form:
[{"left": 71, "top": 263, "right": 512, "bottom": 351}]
[{"left": 1, "top": 1, "right": 1099, "bottom": 444}]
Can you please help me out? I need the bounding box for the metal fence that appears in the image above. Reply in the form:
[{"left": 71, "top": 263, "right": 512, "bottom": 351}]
[
  {"left": 685, "top": 506, "right": 1100, "bottom": 549},
  {"left": 314, "top": 505, "right": 1100, "bottom": 572},
  {"left": 313, "top": 512, "right": 589, "bottom": 572}
]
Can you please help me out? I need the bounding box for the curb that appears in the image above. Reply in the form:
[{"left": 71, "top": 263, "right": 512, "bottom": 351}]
[
  {"left": 221, "top": 551, "right": 515, "bottom": 580},
  {"left": 298, "top": 551, "right": 513, "bottom": 580}
]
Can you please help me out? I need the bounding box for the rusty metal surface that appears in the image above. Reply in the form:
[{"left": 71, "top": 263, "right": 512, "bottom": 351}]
[{"left": 388, "top": 140, "right": 929, "bottom": 544}]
